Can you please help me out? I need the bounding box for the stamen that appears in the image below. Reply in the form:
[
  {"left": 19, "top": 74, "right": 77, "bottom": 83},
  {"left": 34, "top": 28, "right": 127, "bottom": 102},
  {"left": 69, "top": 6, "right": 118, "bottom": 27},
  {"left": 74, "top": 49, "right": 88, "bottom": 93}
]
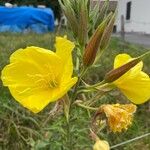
[
  {"left": 49, "top": 80, "right": 58, "bottom": 88},
  {"left": 27, "top": 64, "right": 59, "bottom": 90}
]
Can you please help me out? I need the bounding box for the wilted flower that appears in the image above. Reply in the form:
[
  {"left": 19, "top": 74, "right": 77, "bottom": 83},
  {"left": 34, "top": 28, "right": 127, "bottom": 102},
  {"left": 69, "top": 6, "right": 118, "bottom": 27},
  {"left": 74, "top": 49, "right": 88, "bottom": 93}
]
[
  {"left": 100, "top": 104, "right": 137, "bottom": 132},
  {"left": 112, "top": 54, "right": 150, "bottom": 104},
  {"left": 1, "top": 36, "right": 77, "bottom": 113}
]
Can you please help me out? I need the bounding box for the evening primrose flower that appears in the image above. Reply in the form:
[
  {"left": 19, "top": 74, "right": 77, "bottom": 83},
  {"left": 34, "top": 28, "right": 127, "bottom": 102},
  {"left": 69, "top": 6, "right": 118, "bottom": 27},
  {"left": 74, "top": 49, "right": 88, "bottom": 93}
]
[
  {"left": 100, "top": 104, "right": 137, "bottom": 132},
  {"left": 1, "top": 36, "right": 78, "bottom": 113},
  {"left": 113, "top": 54, "right": 150, "bottom": 104}
]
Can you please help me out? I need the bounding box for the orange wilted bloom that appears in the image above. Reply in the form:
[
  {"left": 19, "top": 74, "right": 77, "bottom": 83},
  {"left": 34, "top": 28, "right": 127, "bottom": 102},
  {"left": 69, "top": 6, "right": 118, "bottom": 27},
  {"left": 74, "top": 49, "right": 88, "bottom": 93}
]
[{"left": 100, "top": 104, "right": 137, "bottom": 132}]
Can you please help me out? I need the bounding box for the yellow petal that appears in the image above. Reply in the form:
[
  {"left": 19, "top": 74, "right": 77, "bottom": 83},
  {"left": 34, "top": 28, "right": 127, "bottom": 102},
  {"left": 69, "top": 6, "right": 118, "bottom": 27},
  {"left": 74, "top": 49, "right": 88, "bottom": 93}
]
[
  {"left": 8, "top": 87, "right": 56, "bottom": 113},
  {"left": 10, "top": 46, "right": 58, "bottom": 63},
  {"left": 8, "top": 77, "right": 78, "bottom": 113},
  {"left": 114, "top": 53, "right": 131, "bottom": 68},
  {"left": 10, "top": 46, "right": 64, "bottom": 78},
  {"left": 114, "top": 53, "right": 143, "bottom": 71},
  {"left": 113, "top": 53, "right": 150, "bottom": 104},
  {"left": 1, "top": 47, "right": 63, "bottom": 86},
  {"left": 55, "top": 36, "right": 75, "bottom": 58},
  {"left": 116, "top": 71, "right": 150, "bottom": 104},
  {"left": 114, "top": 53, "right": 143, "bottom": 81},
  {"left": 55, "top": 36, "right": 75, "bottom": 80},
  {"left": 60, "top": 77, "right": 78, "bottom": 90},
  {"left": 114, "top": 61, "right": 144, "bottom": 85}
]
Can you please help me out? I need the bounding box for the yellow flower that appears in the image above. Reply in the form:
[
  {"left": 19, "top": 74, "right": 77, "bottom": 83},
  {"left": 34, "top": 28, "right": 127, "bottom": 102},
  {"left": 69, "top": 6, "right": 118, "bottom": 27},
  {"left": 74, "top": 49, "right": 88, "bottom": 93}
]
[
  {"left": 93, "top": 139, "right": 110, "bottom": 150},
  {"left": 101, "top": 104, "right": 137, "bottom": 132},
  {"left": 113, "top": 54, "right": 150, "bottom": 104},
  {"left": 1, "top": 36, "right": 78, "bottom": 113}
]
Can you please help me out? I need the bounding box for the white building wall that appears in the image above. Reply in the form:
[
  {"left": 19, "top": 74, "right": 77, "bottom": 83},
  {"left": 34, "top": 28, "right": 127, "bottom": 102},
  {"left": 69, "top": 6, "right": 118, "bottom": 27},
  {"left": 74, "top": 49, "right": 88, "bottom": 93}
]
[{"left": 116, "top": 0, "right": 150, "bottom": 34}]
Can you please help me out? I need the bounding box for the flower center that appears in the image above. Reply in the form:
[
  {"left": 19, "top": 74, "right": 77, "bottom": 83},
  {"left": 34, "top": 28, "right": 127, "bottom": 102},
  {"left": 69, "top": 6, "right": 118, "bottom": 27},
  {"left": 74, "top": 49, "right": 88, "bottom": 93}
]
[{"left": 48, "top": 80, "right": 59, "bottom": 88}]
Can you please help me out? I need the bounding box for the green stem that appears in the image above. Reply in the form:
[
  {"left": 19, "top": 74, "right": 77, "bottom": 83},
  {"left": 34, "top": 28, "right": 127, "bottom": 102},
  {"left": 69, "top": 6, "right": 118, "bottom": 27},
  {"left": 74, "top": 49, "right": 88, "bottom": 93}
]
[
  {"left": 139, "top": 50, "right": 150, "bottom": 58},
  {"left": 62, "top": 95, "right": 72, "bottom": 149},
  {"left": 85, "top": 90, "right": 105, "bottom": 106},
  {"left": 66, "top": 121, "right": 72, "bottom": 150},
  {"left": 63, "top": 95, "right": 70, "bottom": 124},
  {"left": 86, "top": 82, "right": 115, "bottom": 92},
  {"left": 87, "top": 80, "right": 106, "bottom": 89},
  {"left": 71, "top": 67, "right": 88, "bottom": 101},
  {"left": 66, "top": 67, "right": 88, "bottom": 150},
  {"left": 77, "top": 103, "right": 98, "bottom": 111},
  {"left": 65, "top": 66, "right": 88, "bottom": 149}
]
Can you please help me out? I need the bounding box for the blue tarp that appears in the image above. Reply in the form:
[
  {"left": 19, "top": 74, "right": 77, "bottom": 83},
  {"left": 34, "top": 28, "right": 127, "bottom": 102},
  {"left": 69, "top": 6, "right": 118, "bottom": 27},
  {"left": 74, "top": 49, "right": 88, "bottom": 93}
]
[{"left": 0, "top": 6, "right": 55, "bottom": 33}]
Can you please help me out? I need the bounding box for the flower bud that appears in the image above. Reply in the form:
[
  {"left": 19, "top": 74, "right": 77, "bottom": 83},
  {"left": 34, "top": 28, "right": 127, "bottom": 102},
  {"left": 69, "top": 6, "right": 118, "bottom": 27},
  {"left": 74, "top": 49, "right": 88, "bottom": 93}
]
[
  {"left": 59, "top": 0, "right": 88, "bottom": 46},
  {"left": 94, "top": 13, "right": 116, "bottom": 63},
  {"left": 93, "top": 139, "right": 110, "bottom": 150},
  {"left": 94, "top": 0, "right": 109, "bottom": 28},
  {"left": 83, "top": 13, "right": 113, "bottom": 66},
  {"left": 100, "top": 13, "right": 116, "bottom": 50},
  {"left": 59, "top": 0, "right": 78, "bottom": 37},
  {"left": 77, "top": 0, "right": 88, "bottom": 46},
  {"left": 104, "top": 58, "right": 141, "bottom": 82}
]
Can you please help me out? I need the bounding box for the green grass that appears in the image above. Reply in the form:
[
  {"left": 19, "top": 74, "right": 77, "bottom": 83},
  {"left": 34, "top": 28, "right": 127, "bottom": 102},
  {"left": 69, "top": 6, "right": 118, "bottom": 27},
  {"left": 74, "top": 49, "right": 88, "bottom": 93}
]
[{"left": 0, "top": 33, "right": 150, "bottom": 150}]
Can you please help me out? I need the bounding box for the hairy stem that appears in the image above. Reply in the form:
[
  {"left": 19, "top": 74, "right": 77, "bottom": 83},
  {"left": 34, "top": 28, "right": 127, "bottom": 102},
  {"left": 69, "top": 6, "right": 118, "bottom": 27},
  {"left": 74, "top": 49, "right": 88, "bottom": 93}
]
[
  {"left": 66, "top": 121, "right": 72, "bottom": 150},
  {"left": 65, "top": 67, "right": 87, "bottom": 149}
]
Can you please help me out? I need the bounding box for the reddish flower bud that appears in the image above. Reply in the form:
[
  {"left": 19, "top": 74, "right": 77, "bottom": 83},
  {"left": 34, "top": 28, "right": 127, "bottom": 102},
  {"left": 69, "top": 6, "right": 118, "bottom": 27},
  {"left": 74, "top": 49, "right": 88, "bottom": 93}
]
[
  {"left": 83, "top": 13, "right": 113, "bottom": 66},
  {"left": 105, "top": 58, "right": 141, "bottom": 82}
]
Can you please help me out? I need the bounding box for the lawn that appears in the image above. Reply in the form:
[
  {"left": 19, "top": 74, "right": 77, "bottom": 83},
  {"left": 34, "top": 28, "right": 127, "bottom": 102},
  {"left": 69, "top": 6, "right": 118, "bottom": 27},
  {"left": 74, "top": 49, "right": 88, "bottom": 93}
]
[{"left": 0, "top": 32, "right": 150, "bottom": 150}]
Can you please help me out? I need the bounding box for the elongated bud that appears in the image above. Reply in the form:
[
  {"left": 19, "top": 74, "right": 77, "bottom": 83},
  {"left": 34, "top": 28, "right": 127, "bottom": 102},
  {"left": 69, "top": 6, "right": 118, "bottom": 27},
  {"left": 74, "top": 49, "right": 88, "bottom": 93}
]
[
  {"left": 59, "top": 0, "right": 88, "bottom": 46},
  {"left": 93, "top": 139, "right": 110, "bottom": 150},
  {"left": 105, "top": 58, "right": 141, "bottom": 82},
  {"left": 59, "top": 0, "right": 78, "bottom": 37},
  {"left": 77, "top": 0, "right": 88, "bottom": 46},
  {"left": 100, "top": 12, "right": 116, "bottom": 51},
  {"left": 95, "top": 12, "right": 116, "bottom": 63},
  {"left": 95, "top": 0, "right": 109, "bottom": 28},
  {"left": 83, "top": 13, "right": 113, "bottom": 66}
]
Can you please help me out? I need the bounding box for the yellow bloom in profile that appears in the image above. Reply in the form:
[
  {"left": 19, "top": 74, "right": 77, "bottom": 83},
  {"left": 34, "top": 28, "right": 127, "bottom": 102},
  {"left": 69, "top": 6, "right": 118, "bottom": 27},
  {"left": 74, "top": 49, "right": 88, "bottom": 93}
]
[
  {"left": 101, "top": 104, "right": 137, "bottom": 132},
  {"left": 113, "top": 53, "right": 150, "bottom": 104},
  {"left": 1, "top": 36, "right": 78, "bottom": 113}
]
